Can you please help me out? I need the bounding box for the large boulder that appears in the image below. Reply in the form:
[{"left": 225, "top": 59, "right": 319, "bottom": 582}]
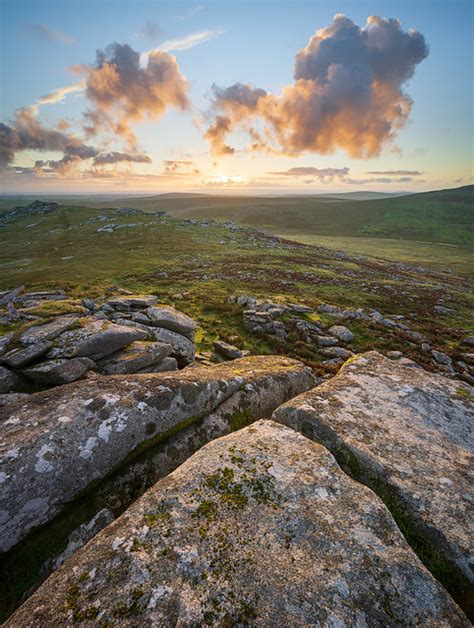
[
  {"left": 152, "top": 327, "right": 195, "bottom": 366},
  {"left": 146, "top": 305, "right": 197, "bottom": 339},
  {"left": 6, "top": 421, "right": 467, "bottom": 626},
  {"left": 97, "top": 341, "right": 172, "bottom": 375},
  {"left": 274, "top": 351, "right": 474, "bottom": 613},
  {"left": 22, "top": 357, "right": 95, "bottom": 385},
  {"left": 46, "top": 319, "right": 148, "bottom": 361},
  {"left": 0, "top": 356, "right": 314, "bottom": 553}
]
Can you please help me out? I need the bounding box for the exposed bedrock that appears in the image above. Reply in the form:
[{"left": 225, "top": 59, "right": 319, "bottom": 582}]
[
  {"left": 6, "top": 421, "right": 468, "bottom": 626},
  {"left": 0, "top": 356, "right": 314, "bottom": 554},
  {"left": 273, "top": 351, "right": 474, "bottom": 617}
]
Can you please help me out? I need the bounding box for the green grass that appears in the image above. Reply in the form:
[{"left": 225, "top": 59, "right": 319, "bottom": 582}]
[
  {"left": 1, "top": 185, "right": 472, "bottom": 247},
  {"left": 0, "top": 202, "right": 472, "bottom": 369},
  {"left": 276, "top": 234, "right": 474, "bottom": 278}
]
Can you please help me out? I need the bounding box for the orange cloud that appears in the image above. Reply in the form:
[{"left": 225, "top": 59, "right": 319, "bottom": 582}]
[
  {"left": 80, "top": 42, "right": 190, "bottom": 148},
  {"left": 205, "top": 14, "right": 428, "bottom": 158}
]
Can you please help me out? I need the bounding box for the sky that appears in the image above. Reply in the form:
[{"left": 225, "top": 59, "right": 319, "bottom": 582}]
[{"left": 0, "top": 0, "right": 472, "bottom": 195}]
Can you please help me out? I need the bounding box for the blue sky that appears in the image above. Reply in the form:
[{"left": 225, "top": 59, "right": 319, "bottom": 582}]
[{"left": 0, "top": 0, "right": 472, "bottom": 193}]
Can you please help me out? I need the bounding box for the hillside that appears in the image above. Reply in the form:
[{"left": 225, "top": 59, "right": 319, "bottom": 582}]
[{"left": 2, "top": 185, "right": 471, "bottom": 246}]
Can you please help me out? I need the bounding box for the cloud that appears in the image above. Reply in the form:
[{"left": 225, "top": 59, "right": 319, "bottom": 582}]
[
  {"left": 0, "top": 107, "right": 96, "bottom": 170},
  {"left": 31, "top": 81, "right": 86, "bottom": 113},
  {"left": 142, "top": 29, "right": 223, "bottom": 61},
  {"left": 25, "top": 24, "right": 75, "bottom": 45},
  {"left": 365, "top": 169, "right": 422, "bottom": 175},
  {"left": 163, "top": 159, "right": 201, "bottom": 175},
  {"left": 269, "top": 166, "right": 349, "bottom": 180},
  {"left": 345, "top": 176, "right": 413, "bottom": 184},
  {"left": 205, "top": 14, "right": 428, "bottom": 158},
  {"left": 79, "top": 42, "right": 190, "bottom": 147},
  {"left": 175, "top": 5, "right": 205, "bottom": 19},
  {"left": 93, "top": 151, "right": 152, "bottom": 165}
]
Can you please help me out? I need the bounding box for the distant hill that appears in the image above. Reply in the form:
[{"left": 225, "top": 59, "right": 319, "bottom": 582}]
[
  {"left": 1, "top": 185, "right": 472, "bottom": 246},
  {"left": 131, "top": 184, "right": 472, "bottom": 246}
]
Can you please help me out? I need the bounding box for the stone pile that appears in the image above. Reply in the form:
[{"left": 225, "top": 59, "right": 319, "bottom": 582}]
[
  {"left": 230, "top": 295, "right": 355, "bottom": 365},
  {"left": 0, "top": 200, "right": 60, "bottom": 228},
  {"left": 0, "top": 289, "right": 198, "bottom": 392}
]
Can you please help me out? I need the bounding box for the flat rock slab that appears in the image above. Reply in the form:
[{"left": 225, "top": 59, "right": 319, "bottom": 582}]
[
  {"left": 22, "top": 357, "right": 95, "bottom": 385},
  {"left": 274, "top": 351, "right": 474, "bottom": 609},
  {"left": 47, "top": 318, "right": 148, "bottom": 360},
  {"left": 6, "top": 421, "right": 467, "bottom": 626},
  {"left": 146, "top": 305, "right": 197, "bottom": 339},
  {"left": 3, "top": 341, "right": 52, "bottom": 369},
  {"left": 0, "top": 356, "right": 314, "bottom": 553},
  {"left": 107, "top": 295, "right": 158, "bottom": 308},
  {"left": 20, "top": 316, "right": 78, "bottom": 346}
]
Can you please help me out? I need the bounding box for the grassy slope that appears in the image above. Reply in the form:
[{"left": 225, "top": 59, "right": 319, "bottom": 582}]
[
  {"left": 0, "top": 204, "right": 472, "bottom": 368},
  {"left": 1, "top": 186, "right": 472, "bottom": 246}
]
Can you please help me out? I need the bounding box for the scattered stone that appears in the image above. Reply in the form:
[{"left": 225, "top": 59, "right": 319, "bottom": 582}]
[
  {"left": 107, "top": 295, "right": 158, "bottom": 309},
  {"left": 432, "top": 349, "right": 453, "bottom": 366},
  {"left": 274, "top": 351, "right": 474, "bottom": 607},
  {"left": 146, "top": 305, "right": 197, "bottom": 338},
  {"left": 23, "top": 357, "right": 95, "bottom": 385},
  {"left": 434, "top": 305, "right": 454, "bottom": 315},
  {"left": 213, "top": 340, "right": 244, "bottom": 359},
  {"left": 97, "top": 341, "right": 172, "bottom": 375},
  {"left": 81, "top": 298, "right": 96, "bottom": 311},
  {"left": 0, "top": 366, "right": 22, "bottom": 393},
  {"left": 320, "top": 346, "right": 353, "bottom": 359},
  {"left": 315, "top": 335, "right": 338, "bottom": 347},
  {"left": 328, "top": 325, "right": 354, "bottom": 343},
  {"left": 0, "top": 286, "right": 24, "bottom": 307},
  {"left": 387, "top": 350, "right": 403, "bottom": 359},
  {"left": 0, "top": 356, "right": 314, "bottom": 552},
  {"left": 236, "top": 295, "right": 257, "bottom": 308},
  {"left": 288, "top": 303, "right": 313, "bottom": 313},
  {"left": 8, "top": 421, "right": 467, "bottom": 626},
  {"left": 3, "top": 341, "right": 52, "bottom": 369},
  {"left": 462, "top": 336, "right": 474, "bottom": 347},
  {"left": 317, "top": 303, "right": 341, "bottom": 314}
]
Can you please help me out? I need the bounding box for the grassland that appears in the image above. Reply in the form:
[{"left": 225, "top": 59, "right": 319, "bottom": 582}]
[{"left": 0, "top": 202, "right": 472, "bottom": 376}]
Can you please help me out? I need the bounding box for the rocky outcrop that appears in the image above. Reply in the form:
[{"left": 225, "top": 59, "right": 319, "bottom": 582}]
[
  {"left": 0, "top": 293, "right": 198, "bottom": 390},
  {"left": 273, "top": 351, "right": 474, "bottom": 612},
  {"left": 6, "top": 421, "right": 468, "bottom": 626},
  {"left": 0, "top": 356, "right": 314, "bottom": 553}
]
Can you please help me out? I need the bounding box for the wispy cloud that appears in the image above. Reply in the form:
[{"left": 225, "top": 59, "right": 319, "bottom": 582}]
[
  {"left": 175, "top": 5, "right": 205, "bottom": 19},
  {"left": 365, "top": 170, "right": 422, "bottom": 176},
  {"left": 141, "top": 29, "right": 223, "bottom": 63},
  {"left": 25, "top": 23, "right": 75, "bottom": 45},
  {"left": 32, "top": 81, "right": 86, "bottom": 113},
  {"left": 269, "top": 167, "right": 349, "bottom": 180}
]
